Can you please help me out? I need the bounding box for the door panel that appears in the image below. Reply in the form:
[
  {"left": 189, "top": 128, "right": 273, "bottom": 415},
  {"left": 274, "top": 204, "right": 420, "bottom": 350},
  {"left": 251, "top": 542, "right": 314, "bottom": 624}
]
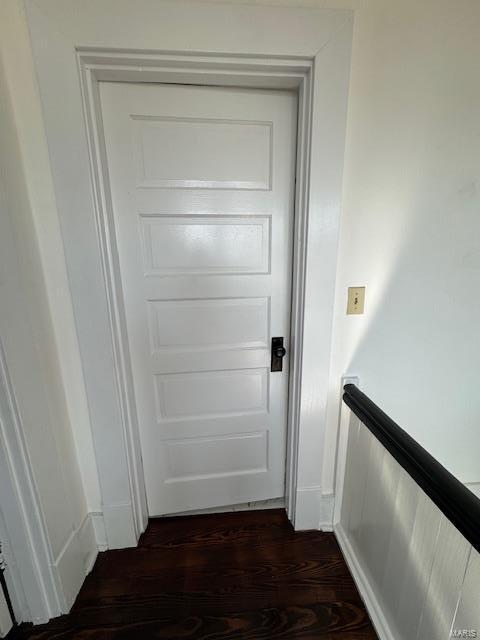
[
  {"left": 134, "top": 115, "right": 272, "bottom": 190},
  {"left": 139, "top": 215, "right": 271, "bottom": 275},
  {"left": 164, "top": 431, "right": 268, "bottom": 482},
  {"left": 155, "top": 368, "right": 268, "bottom": 420},
  {"left": 147, "top": 297, "right": 270, "bottom": 352},
  {"left": 100, "top": 82, "right": 297, "bottom": 515}
]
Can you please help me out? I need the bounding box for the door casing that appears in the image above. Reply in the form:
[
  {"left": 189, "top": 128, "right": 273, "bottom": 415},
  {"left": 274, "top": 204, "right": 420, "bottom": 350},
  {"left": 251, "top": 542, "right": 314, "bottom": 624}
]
[
  {"left": 25, "top": 0, "right": 353, "bottom": 552},
  {"left": 77, "top": 49, "right": 341, "bottom": 539}
]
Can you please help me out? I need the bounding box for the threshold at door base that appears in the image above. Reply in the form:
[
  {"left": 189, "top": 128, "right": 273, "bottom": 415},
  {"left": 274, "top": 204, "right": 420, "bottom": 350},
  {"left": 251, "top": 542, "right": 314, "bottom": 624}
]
[{"left": 158, "top": 497, "right": 285, "bottom": 518}]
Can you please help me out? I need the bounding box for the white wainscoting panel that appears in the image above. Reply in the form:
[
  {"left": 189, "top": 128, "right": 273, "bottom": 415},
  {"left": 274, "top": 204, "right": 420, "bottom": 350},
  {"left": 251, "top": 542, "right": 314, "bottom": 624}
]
[
  {"left": 417, "top": 518, "right": 470, "bottom": 640},
  {"left": 452, "top": 549, "right": 480, "bottom": 637},
  {"left": 393, "top": 490, "right": 442, "bottom": 640},
  {"left": 336, "top": 409, "right": 480, "bottom": 640}
]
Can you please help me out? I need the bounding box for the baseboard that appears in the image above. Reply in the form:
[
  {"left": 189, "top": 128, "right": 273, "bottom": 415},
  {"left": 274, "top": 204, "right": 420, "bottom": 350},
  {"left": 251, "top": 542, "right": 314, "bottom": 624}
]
[
  {"left": 90, "top": 512, "right": 108, "bottom": 552},
  {"left": 294, "top": 487, "right": 334, "bottom": 530},
  {"left": 53, "top": 526, "right": 87, "bottom": 612},
  {"left": 334, "top": 523, "right": 395, "bottom": 640},
  {"left": 52, "top": 511, "right": 108, "bottom": 612},
  {"left": 78, "top": 513, "right": 100, "bottom": 573},
  {"left": 318, "top": 494, "right": 334, "bottom": 531},
  {"left": 102, "top": 503, "right": 137, "bottom": 550}
]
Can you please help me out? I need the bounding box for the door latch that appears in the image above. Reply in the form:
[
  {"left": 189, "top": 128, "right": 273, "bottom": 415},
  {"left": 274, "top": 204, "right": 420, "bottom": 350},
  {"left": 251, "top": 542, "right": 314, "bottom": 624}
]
[{"left": 271, "top": 337, "right": 287, "bottom": 372}]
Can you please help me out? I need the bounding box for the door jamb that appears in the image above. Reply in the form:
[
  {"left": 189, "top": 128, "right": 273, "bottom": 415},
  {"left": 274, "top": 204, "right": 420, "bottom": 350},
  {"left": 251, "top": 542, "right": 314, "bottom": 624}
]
[{"left": 77, "top": 51, "right": 314, "bottom": 532}]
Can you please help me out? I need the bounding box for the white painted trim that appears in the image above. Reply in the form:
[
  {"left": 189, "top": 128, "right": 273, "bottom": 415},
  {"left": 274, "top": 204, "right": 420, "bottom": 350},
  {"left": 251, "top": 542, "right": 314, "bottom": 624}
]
[
  {"left": 26, "top": 1, "right": 353, "bottom": 541},
  {"left": 53, "top": 530, "right": 84, "bottom": 613},
  {"left": 293, "top": 18, "right": 353, "bottom": 514},
  {"left": 0, "top": 339, "right": 102, "bottom": 622},
  {"left": 318, "top": 495, "right": 335, "bottom": 531},
  {"left": 0, "top": 339, "right": 60, "bottom": 623},
  {"left": 333, "top": 375, "right": 359, "bottom": 525},
  {"left": 285, "top": 68, "right": 311, "bottom": 525},
  {"left": 78, "top": 514, "right": 100, "bottom": 573},
  {"left": 78, "top": 58, "right": 151, "bottom": 545},
  {"left": 335, "top": 523, "right": 395, "bottom": 640},
  {"left": 100, "top": 503, "right": 138, "bottom": 550},
  {"left": 90, "top": 513, "right": 108, "bottom": 553},
  {"left": 78, "top": 50, "right": 315, "bottom": 540},
  {"left": 294, "top": 487, "right": 334, "bottom": 531},
  {"left": 53, "top": 512, "right": 101, "bottom": 610}
]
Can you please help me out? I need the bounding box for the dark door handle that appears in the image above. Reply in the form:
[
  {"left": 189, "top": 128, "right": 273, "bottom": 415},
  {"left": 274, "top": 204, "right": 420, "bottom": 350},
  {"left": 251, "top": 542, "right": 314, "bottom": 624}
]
[
  {"left": 274, "top": 346, "right": 286, "bottom": 359},
  {"left": 271, "top": 337, "right": 287, "bottom": 372}
]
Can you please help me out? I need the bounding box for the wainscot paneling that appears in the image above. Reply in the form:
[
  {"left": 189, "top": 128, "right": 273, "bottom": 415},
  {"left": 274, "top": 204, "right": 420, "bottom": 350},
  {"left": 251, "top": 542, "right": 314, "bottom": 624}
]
[{"left": 336, "top": 409, "right": 480, "bottom": 640}]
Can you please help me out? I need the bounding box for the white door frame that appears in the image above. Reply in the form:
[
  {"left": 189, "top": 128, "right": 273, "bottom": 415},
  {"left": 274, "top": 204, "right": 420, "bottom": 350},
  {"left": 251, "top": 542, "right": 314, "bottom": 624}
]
[
  {"left": 26, "top": 0, "right": 353, "bottom": 544},
  {"left": 79, "top": 52, "right": 313, "bottom": 536}
]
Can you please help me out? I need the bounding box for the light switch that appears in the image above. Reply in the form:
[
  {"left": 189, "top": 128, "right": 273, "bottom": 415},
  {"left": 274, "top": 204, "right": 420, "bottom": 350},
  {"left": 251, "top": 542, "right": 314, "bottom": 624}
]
[{"left": 347, "top": 287, "right": 365, "bottom": 315}]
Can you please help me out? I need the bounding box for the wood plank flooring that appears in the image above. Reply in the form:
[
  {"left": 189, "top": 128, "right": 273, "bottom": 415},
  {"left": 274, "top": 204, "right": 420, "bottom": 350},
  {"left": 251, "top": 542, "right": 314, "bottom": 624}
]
[{"left": 14, "top": 509, "right": 377, "bottom": 639}]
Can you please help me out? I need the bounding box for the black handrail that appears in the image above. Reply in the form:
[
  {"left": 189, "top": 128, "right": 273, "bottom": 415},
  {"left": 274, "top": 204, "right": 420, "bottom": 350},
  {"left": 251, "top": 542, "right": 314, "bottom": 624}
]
[{"left": 343, "top": 383, "right": 480, "bottom": 555}]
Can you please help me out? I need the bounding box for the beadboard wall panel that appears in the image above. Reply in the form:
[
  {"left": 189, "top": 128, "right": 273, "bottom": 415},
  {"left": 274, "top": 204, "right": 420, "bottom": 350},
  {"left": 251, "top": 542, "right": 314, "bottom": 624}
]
[{"left": 336, "top": 409, "right": 480, "bottom": 640}]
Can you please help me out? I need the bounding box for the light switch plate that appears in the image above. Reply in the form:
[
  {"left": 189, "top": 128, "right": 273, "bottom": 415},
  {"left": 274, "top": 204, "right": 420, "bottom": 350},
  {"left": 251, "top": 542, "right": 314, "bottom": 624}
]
[{"left": 347, "top": 287, "right": 365, "bottom": 314}]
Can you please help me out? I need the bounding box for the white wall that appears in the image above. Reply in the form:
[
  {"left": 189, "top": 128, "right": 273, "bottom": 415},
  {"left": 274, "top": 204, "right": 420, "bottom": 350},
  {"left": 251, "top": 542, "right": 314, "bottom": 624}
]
[
  {"left": 0, "top": 0, "right": 101, "bottom": 514},
  {"left": 322, "top": 0, "right": 480, "bottom": 491},
  {"left": 208, "top": 0, "right": 480, "bottom": 491},
  {"left": 0, "top": 0, "right": 99, "bottom": 615}
]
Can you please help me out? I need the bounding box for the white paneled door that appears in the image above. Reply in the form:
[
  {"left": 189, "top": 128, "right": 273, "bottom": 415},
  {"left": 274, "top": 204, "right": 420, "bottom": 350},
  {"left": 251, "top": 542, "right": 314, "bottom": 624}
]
[{"left": 100, "top": 83, "right": 297, "bottom": 515}]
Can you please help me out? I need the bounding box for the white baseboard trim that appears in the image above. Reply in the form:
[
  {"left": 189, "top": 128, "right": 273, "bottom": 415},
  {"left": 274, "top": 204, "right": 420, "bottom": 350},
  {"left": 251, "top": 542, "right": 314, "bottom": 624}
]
[
  {"left": 52, "top": 511, "right": 108, "bottom": 612},
  {"left": 318, "top": 494, "right": 334, "bottom": 531},
  {"left": 78, "top": 513, "right": 100, "bottom": 574},
  {"left": 334, "top": 523, "right": 395, "bottom": 640},
  {"left": 294, "top": 486, "right": 334, "bottom": 530},
  {"left": 90, "top": 512, "right": 108, "bottom": 552},
  {"left": 53, "top": 525, "right": 87, "bottom": 612},
  {"left": 103, "top": 503, "right": 137, "bottom": 550}
]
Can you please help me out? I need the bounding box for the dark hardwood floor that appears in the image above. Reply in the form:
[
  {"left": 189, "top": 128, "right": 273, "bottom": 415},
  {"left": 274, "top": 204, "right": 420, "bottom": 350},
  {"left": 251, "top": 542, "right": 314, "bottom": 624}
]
[{"left": 15, "top": 509, "right": 377, "bottom": 639}]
